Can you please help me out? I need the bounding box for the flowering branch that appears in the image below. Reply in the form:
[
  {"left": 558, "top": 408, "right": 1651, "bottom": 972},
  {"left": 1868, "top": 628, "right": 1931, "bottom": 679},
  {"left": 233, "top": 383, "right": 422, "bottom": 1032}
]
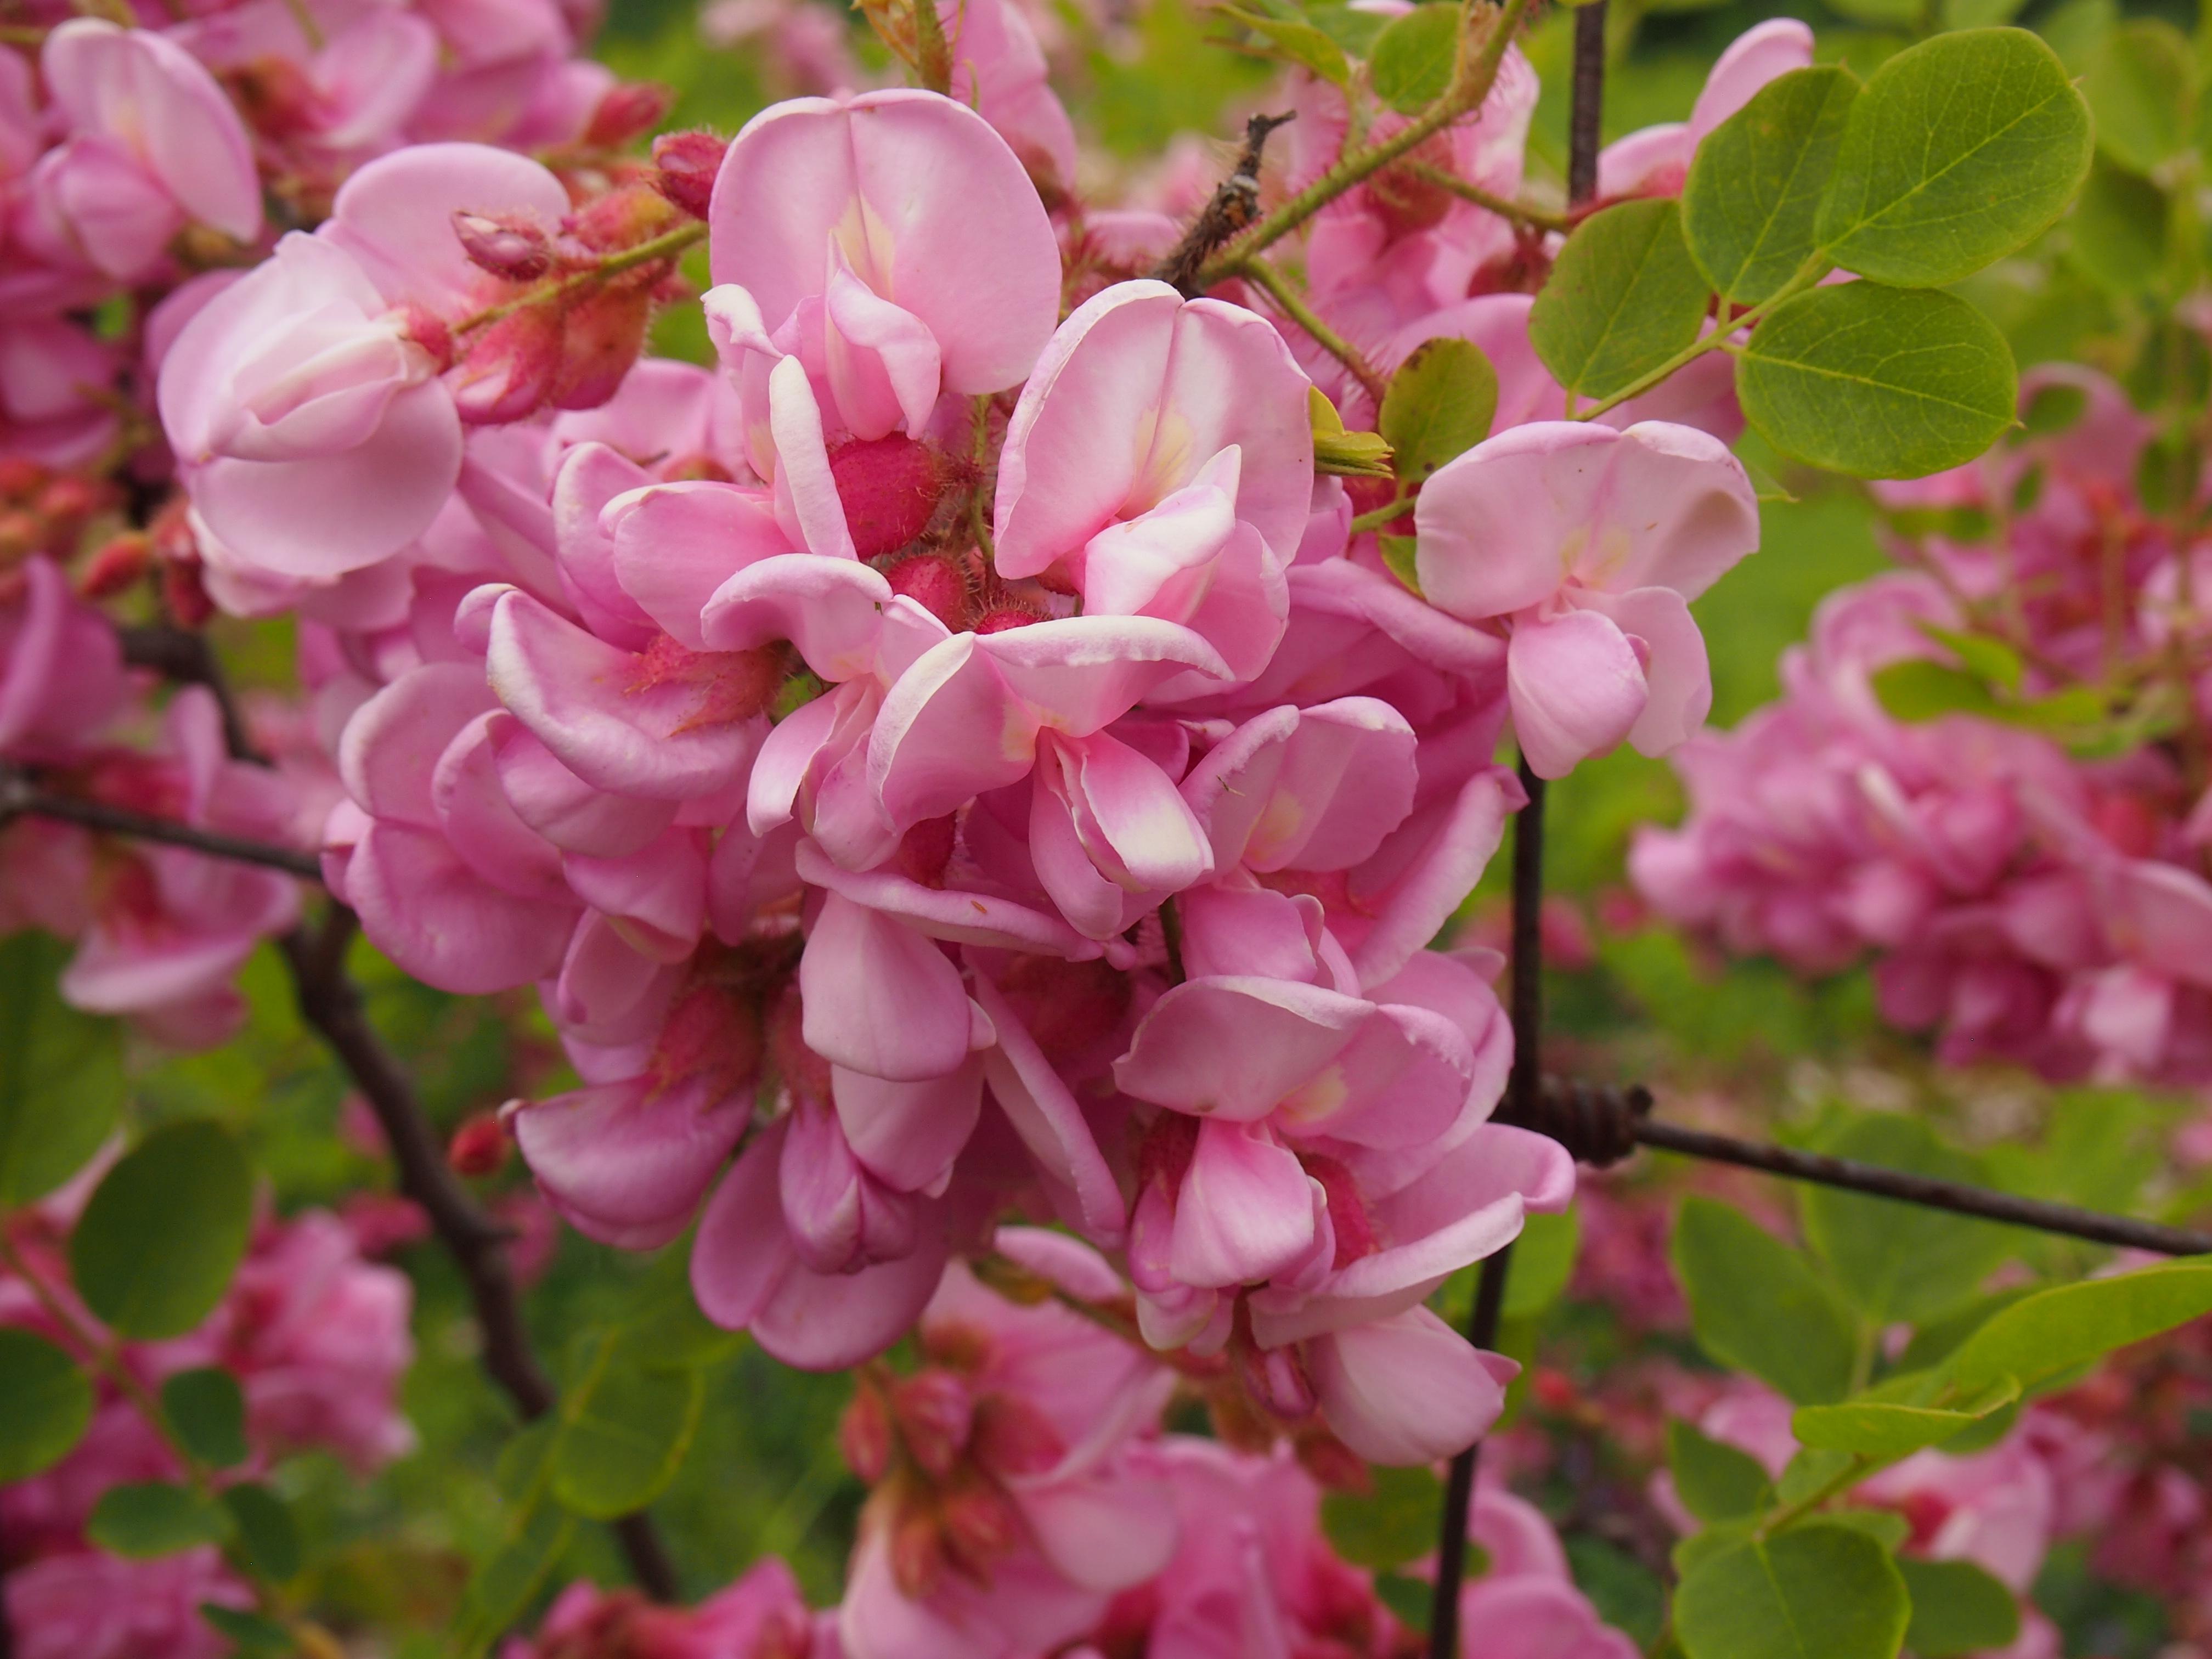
[
  {"left": 1234, "top": 256, "right": 1389, "bottom": 402},
  {"left": 1153, "top": 110, "right": 1296, "bottom": 296},
  {"left": 452, "top": 219, "right": 708, "bottom": 336},
  {"left": 1195, "top": 0, "right": 1534, "bottom": 288},
  {"left": 0, "top": 772, "right": 325, "bottom": 879}
]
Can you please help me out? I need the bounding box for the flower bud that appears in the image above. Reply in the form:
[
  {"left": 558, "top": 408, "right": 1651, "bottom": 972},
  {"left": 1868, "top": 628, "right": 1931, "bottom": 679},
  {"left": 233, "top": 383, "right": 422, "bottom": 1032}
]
[
  {"left": 829, "top": 435, "right": 947, "bottom": 559},
  {"left": 840, "top": 1378, "right": 894, "bottom": 1483},
  {"left": 969, "top": 1395, "right": 1065, "bottom": 1478},
  {"left": 453, "top": 304, "right": 563, "bottom": 425},
  {"left": 1236, "top": 1338, "right": 1316, "bottom": 1421},
  {"left": 886, "top": 553, "right": 968, "bottom": 631},
  {"left": 651, "top": 130, "right": 729, "bottom": 221},
  {"left": 973, "top": 603, "right": 1043, "bottom": 635},
  {"left": 161, "top": 555, "right": 214, "bottom": 628},
  {"left": 566, "top": 182, "right": 684, "bottom": 255},
  {"left": 550, "top": 287, "right": 653, "bottom": 413},
  {"left": 78, "top": 532, "right": 151, "bottom": 599},
  {"left": 447, "top": 1111, "right": 510, "bottom": 1177},
  {"left": 890, "top": 1371, "right": 974, "bottom": 1479},
  {"left": 1365, "top": 131, "right": 1459, "bottom": 237},
  {"left": 890, "top": 1506, "right": 946, "bottom": 1599},
  {"left": 585, "top": 80, "right": 674, "bottom": 149},
  {"left": 938, "top": 1477, "right": 1020, "bottom": 1571},
  {"left": 0, "top": 459, "right": 50, "bottom": 505},
  {"left": 453, "top": 210, "right": 552, "bottom": 282},
  {"left": 894, "top": 815, "right": 957, "bottom": 888}
]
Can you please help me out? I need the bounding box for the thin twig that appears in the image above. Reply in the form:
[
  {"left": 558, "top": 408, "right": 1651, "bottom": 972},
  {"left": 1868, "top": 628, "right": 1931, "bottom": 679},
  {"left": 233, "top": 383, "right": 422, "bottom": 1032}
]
[
  {"left": 1401, "top": 160, "right": 1571, "bottom": 233},
  {"left": 1235, "top": 257, "right": 1389, "bottom": 402},
  {"left": 1429, "top": 759, "right": 1545, "bottom": 1658},
  {"left": 119, "top": 625, "right": 263, "bottom": 764},
  {"left": 1152, "top": 111, "right": 1296, "bottom": 297},
  {"left": 0, "top": 774, "right": 325, "bottom": 880},
  {"left": 1568, "top": 2, "right": 1606, "bottom": 207}
]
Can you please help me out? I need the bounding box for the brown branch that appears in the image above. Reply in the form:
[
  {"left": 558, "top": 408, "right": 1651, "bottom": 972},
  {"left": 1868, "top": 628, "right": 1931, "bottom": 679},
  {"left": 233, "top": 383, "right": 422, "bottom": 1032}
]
[
  {"left": 1152, "top": 111, "right": 1296, "bottom": 298},
  {"left": 1567, "top": 1, "right": 1606, "bottom": 207},
  {"left": 0, "top": 772, "right": 325, "bottom": 879},
  {"left": 118, "top": 624, "right": 264, "bottom": 764}
]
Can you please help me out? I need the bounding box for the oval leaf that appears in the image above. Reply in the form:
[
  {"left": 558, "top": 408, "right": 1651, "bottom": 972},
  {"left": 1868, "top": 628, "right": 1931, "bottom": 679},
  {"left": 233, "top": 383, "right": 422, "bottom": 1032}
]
[
  {"left": 0, "top": 933, "right": 126, "bottom": 1207},
  {"left": 1530, "top": 198, "right": 1712, "bottom": 400},
  {"left": 1321, "top": 1464, "right": 1443, "bottom": 1570},
  {"left": 1800, "top": 1115, "right": 2013, "bottom": 1325},
  {"left": 1898, "top": 1558, "right": 2022, "bottom": 1657},
  {"left": 162, "top": 1368, "right": 249, "bottom": 1470},
  {"left": 1944, "top": 1259, "right": 2212, "bottom": 1395},
  {"left": 1791, "top": 1375, "right": 2021, "bottom": 1458},
  {"left": 1675, "top": 1522, "right": 1911, "bottom": 1659},
  {"left": 87, "top": 1481, "right": 230, "bottom": 1559},
  {"left": 1367, "top": 3, "right": 1458, "bottom": 115},
  {"left": 2069, "top": 160, "right": 2170, "bottom": 298},
  {"left": 71, "top": 1121, "right": 255, "bottom": 1340},
  {"left": 1684, "top": 66, "right": 1860, "bottom": 303},
  {"left": 0, "top": 1327, "right": 93, "bottom": 1481},
  {"left": 1737, "top": 283, "right": 2018, "bottom": 480},
  {"left": 221, "top": 1483, "right": 303, "bottom": 1582},
  {"left": 551, "top": 1361, "right": 706, "bottom": 1520},
  {"left": 1667, "top": 1420, "right": 1771, "bottom": 1525},
  {"left": 1671, "top": 1197, "right": 1859, "bottom": 1406},
  {"left": 1816, "top": 28, "right": 2094, "bottom": 287},
  {"left": 1379, "top": 338, "right": 1497, "bottom": 483},
  {"left": 2083, "top": 20, "right": 2194, "bottom": 174}
]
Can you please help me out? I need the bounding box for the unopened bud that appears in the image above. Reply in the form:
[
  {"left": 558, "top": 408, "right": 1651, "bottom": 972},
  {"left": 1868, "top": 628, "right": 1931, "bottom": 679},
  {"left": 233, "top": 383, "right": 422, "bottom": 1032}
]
[
  {"left": 161, "top": 555, "right": 215, "bottom": 628},
  {"left": 939, "top": 1478, "right": 1020, "bottom": 1570},
  {"left": 651, "top": 129, "right": 729, "bottom": 220},
  {"left": 972, "top": 603, "right": 1043, "bottom": 635},
  {"left": 586, "top": 80, "right": 673, "bottom": 149},
  {"left": 887, "top": 553, "right": 968, "bottom": 631},
  {"left": 830, "top": 435, "right": 946, "bottom": 558},
  {"left": 1236, "top": 1339, "right": 1316, "bottom": 1421},
  {"left": 890, "top": 1506, "right": 945, "bottom": 1599},
  {"left": 566, "top": 182, "right": 682, "bottom": 255},
  {"left": 447, "top": 1111, "right": 510, "bottom": 1177},
  {"left": 453, "top": 210, "right": 551, "bottom": 282},
  {"left": 894, "top": 814, "right": 957, "bottom": 889},
  {"left": 891, "top": 1371, "right": 974, "bottom": 1479},
  {"left": 453, "top": 304, "right": 563, "bottom": 425},
  {"left": 36, "top": 474, "right": 101, "bottom": 533},
  {"left": 840, "top": 1378, "right": 895, "bottom": 1483},
  {"left": 0, "top": 460, "right": 49, "bottom": 505},
  {"left": 969, "top": 1395, "right": 1065, "bottom": 1478},
  {"left": 79, "top": 532, "right": 151, "bottom": 599},
  {"left": 0, "top": 510, "right": 41, "bottom": 562},
  {"left": 1293, "top": 1430, "right": 1370, "bottom": 1493},
  {"left": 550, "top": 287, "right": 652, "bottom": 412}
]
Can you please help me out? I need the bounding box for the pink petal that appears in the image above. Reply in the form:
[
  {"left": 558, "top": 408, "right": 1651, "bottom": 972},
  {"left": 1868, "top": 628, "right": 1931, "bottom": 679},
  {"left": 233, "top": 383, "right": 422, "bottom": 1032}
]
[
  {"left": 1306, "top": 1306, "right": 1514, "bottom": 1464},
  {"left": 323, "top": 140, "right": 569, "bottom": 314},
  {"left": 489, "top": 716, "right": 679, "bottom": 855},
  {"left": 1114, "top": 977, "right": 1371, "bottom": 1120},
  {"left": 972, "top": 973, "right": 1125, "bottom": 1244},
  {"left": 347, "top": 820, "right": 578, "bottom": 992},
  {"left": 606, "top": 478, "right": 792, "bottom": 648},
  {"left": 510, "top": 1071, "right": 747, "bottom": 1247},
  {"left": 337, "top": 662, "right": 497, "bottom": 830},
  {"left": 1508, "top": 606, "right": 1647, "bottom": 781},
  {"left": 1169, "top": 1120, "right": 1317, "bottom": 1288},
  {"left": 700, "top": 554, "right": 901, "bottom": 680},
  {"left": 1572, "top": 584, "right": 1712, "bottom": 757},
  {"left": 799, "top": 891, "right": 976, "bottom": 1080},
  {"left": 832, "top": 1058, "right": 983, "bottom": 1192}
]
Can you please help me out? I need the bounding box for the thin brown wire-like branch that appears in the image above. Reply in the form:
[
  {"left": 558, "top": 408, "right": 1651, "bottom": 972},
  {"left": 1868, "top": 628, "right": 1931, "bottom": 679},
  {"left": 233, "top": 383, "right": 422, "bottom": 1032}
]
[
  {"left": 124, "top": 632, "right": 682, "bottom": 1602},
  {"left": 0, "top": 773, "right": 325, "bottom": 879}
]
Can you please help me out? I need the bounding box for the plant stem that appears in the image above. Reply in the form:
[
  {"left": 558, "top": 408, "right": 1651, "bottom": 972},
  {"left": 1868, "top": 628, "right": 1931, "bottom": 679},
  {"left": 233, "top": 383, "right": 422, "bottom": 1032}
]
[
  {"left": 1348, "top": 500, "right": 1412, "bottom": 536},
  {"left": 1235, "top": 258, "right": 1389, "bottom": 402},
  {"left": 1568, "top": 261, "right": 1822, "bottom": 423},
  {"left": 1195, "top": 0, "right": 1534, "bottom": 288},
  {"left": 0, "top": 774, "right": 325, "bottom": 881},
  {"left": 1400, "top": 161, "right": 1572, "bottom": 233},
  {"left": 1757, "top": 1455, "right": 1872, "bottom": 1539},
  {"left": 455, "top": 221, "right": 708, "bottom": 335},
  {"left": 1568, "top": 2, "right": 1607, "bottom": 206}
]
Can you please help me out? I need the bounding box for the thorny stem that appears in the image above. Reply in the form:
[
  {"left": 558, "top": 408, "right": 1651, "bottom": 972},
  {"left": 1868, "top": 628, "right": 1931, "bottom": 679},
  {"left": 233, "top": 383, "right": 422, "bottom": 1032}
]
[
  {"left": 1235, "top": 257, "right": 1389, "bottom": 402},
  {"left": 454, "top": 221, "right": 708, "bottom": 335},
  {"left": 1400, "top": 160, "right": 1572, "bottom": 233},
  {"left": 1195, "top": 0, "right": 1535, "bottom": 289}
]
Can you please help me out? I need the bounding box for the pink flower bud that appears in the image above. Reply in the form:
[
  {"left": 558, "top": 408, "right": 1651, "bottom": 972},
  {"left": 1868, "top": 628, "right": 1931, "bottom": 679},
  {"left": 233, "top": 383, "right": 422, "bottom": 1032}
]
[
  {"left": 78, "top": 532, "right": 151, "bottom": 599},
  {"left": 840, "top": 1380, "right": 894, "bottom": 1483},
  {"left": 453, "top": 210, "right": 552, "bottom": 282},
  {"left": 453, "top": 304, "right": 562, "bottom": 425},
  {"left": 939, "top": 1479, "right": 1020, "bottom": 1571},
  {"left": 891, "top": 1371, "right": 974, "bottom": 1479},
  {"left": 651, "top": 129, "right": 729, "bottom": 221},
  {"left": 827, "top": 435, "right": 950, "bottom": 559},
  {"left": 447, "top": 1111, "right": 510, "bottom": 1178},
  {"left": 566, "top": 182, "right": 682, "bottom": 254},
  {"left": 1237, "top": 1339, "right": 1316, "bottom": 1421},
  {"left": 585, "top": 80, "right": 674, "bottom": 148},
  {"left": 550, "top": 287, "right": 652, "bottom": 413},
  {"left": 885, "top": 553, "right": 969, "bottom": 631},
  {"left": 969, "top": 1395, "right": 1065, "bottom": 1477},
  {"left": 894, "top": 815, "right": 957, "bottom": 888},
  {"left": 890, "top": 1507, "right": 945, "bottom": 1599}
]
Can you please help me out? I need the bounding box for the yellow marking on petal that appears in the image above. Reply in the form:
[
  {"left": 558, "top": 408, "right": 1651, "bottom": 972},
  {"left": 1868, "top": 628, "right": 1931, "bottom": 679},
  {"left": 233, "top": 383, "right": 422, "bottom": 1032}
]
[{"left": 1278, "top": 1064, "right": 1348, "bottom": 1126}]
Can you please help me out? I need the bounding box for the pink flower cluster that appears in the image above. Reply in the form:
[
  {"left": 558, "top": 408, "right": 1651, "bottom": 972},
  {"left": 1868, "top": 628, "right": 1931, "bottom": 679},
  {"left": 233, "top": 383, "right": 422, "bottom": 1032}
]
[
  {"left": 502, "top": 1232, "right": 1637, "bottom": 1659},
  {"left": 1633, "top": 368, "right": 2212, "bottom": 1084},
  {"left": 1, "top": 1198, "right": 414, "bottom": 1659}
]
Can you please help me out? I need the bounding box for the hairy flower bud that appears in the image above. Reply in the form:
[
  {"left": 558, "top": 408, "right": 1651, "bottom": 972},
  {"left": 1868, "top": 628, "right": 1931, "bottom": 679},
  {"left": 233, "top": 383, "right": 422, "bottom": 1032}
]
[
  {"left": 453, "top": 303, "right": 563, "bottom": 425},
  {"left": 841, "top": 1378, "right": 894, "bottom": 1483},
  {"left": 453, "top": 210, "right": 552, "bottom": 282},
  {"left": 585, "top": 81, "right": 674, "bottom": 149},
  {"left": 550, "top": 287, "right": 653, "bottom": 412},
  {"left": 938, "top": 1477, "right": 1020, "bottom": 1572},
  {"left": 829, "top": 436, "right": 947, "bottom": 560},
  {"left": 885, "top": 554, "right": 968, "bottom": 631},
  {"left": 78, "top": 532, "right": 151, "bottom": 599},
  {"left": 1237, "top": 1339, "right": 1317, "bottom": 1422},
  {"left": 890, "top": 1371, "right": 974, "bottom": 1480},
  {"left": 651, "top": 130, "right": 729, "bottom": 221}
]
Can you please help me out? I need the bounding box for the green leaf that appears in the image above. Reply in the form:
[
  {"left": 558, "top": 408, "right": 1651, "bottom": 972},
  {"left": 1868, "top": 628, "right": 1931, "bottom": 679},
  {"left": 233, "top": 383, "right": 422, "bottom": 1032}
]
[
  {"left": 1372, "top": 1571, "right": 1432, "bottom": 1633},
  {"left": 1310, "top": 385, "right": 1396, "bottom": 479},
  {"left": 162, "top": 1368, "right": 249, "bottom": 1469},
  {"left": 1776, "top": 1447, "right": 1857, "bottom": 1506},
  {"left": 70, "top": 1120, "right": 255, "bottom": 1340},
  {"left": 0, "top": 1327, "right": 93, "bottom": 1481},
  {"left": 2019, "top": 382, "right": 2089, "bottom": 436},
  {"left": 1675, "top": 1522, "right": 1910, "bottom": 1659},
  {"left": 2083, "top": 20, "right": 2194, "bottom": 173},
  {"left": 1799, "top": 1115, "right": 2014, "bottom": 1324},
  {"left": 1944, "top": 1259, "right": 2212, "bottom": 1395},
  {"left": 1367, "top": 3, "right": 1458, "bottom": 114},
  {"left": 1820, "top": 0, "right": 1920, "bottom": 30},
  {"left": 1737, "top": 283, "right": 2018, "bottom": 480},
  {"left": 461, "top": 1503, "right": 574, "bottom": 1637},
  {"left": 87, "top": 1481, "right": 230, "bottom": 1558},
  {"left": 1530, "top": 199, "right": 1712, "bottom": 401},
  {"left": 1667, "top": 1421, "right": 1771, "bottom": 1523},
  {"left": 1683, "top": 66, "right": 1859, "bottom": 303},
  {"left": 1671, "top": 1197, "right": 1859, "bottom": 1405},
  {"left": 1897, "top": 1289, "right": 2036, "bottom": 1372},
  {"left": 1379, "top": 338, "right": 1496, "bottom": 483},
  {"left": 1379, "top": 534, "right": 1422, "bottom": 595},
  {"left": 221, "top": 1484, "right": 302, "bottom": 1582},
  {"left": 1320, "top": 1464, "right": 1443, "bottom": 1570},
  {"left": 199, "top": 1605, "right": 295, "bottom": 1655},
  {"left": 1898, "top": 1558, "right": 2021, "bottom": 1656},
  {"left": 1920, "top": 626, "right": 2023, "bottom": 695},
  {"left": 1214, "top": 5, "right": 1350, "bottom": 84},
  {"left": 551, "top": 1359, "right": 706, "bottom": 1520},
  {"left": 0, "top": 933, "right": 126, "bottom": 1208},
  {"left": 1500, "top": 1206, "right": 1579, "bottom": 1320},
  {"left": 1942, "top": 0, "right": 2025, "bottom": 27},
  {"left": 1870, "top": 659, "right": 2000, "bottom": 723},
  {"left": 1791, "top": 1374, "right": 2021, "bottom": 1458},
  {"left": 1815, "top": 29, "right": 2094, "bottom": 287},
  {"left": 1821, "top": 1508, "right": 1912, "bottom": 1551},
  {"left": 2069, "top": 161, "right": 2170, "bottom": 296}
]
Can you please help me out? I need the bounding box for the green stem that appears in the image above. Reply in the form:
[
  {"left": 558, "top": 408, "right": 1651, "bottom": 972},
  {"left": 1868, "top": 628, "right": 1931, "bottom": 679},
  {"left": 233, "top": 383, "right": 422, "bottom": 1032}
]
[
  {"left": 1349, "top": 499, "right": 1412, "bottom": 535},
  {"left": 455, "top": 221, "right": 708, "bottom": 335},
  {"left": 1756, "top": 1454, "right": 1872, "bottom": 1539},
  {"left": 1236, "top": 258, "right": 1388, "bottom": 402},
  {"left": 1400, "top": 160, "right": 1571, "bottom": 233},
  {"left": 1195, "top": 0, "right": 1534, "bottom": 288},
  {"left": 1569, "top": 258, "right": 1826, "bottom": 424}
]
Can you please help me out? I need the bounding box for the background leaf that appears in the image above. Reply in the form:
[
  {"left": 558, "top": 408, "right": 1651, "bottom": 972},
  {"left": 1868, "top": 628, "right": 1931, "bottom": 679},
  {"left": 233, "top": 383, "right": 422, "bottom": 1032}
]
[
  {"left": 1672, "top": 1197, "right": 1859, "bottom": 1405},
  {"left": 1320, "top": 1465, "right": 1444, "bottom": 1570},
  {"left": 551, "top": 1358, "right": 707, "bottom": 1520},
  {"left": 70, "top": 1121, "right": 255, "bottom": 1341},
  {"left": 0, "top": 1328, "right": 93, "bottom": 1481},
  {"left": 1367, "top": 3, "right": 1458, "bottom": 114},
  {"left": 1379, "top": 338, "right": 1497, "bottom": 482},
  {"left": 1667, "top": 1420, "right": 1771, "bottom": 1523},
  {"left": 1898, "top": 1558, "right": 2022, "bottom": 1656},
  {"left": 87, "top": 1481, "right": 230, "bottom": 1558},
  {"left": 1675, "top": 1522, "right": 1911, "bottom": 1659},
  {"left": 2083, "top": 19, "right": 2195, "bottom": 173},
  {"left": 0, "top": 933, "right": 126, "bottom": 1208},
  {"left": 1799, "top": 1115, "right": 2014, "bottom": 1324}
]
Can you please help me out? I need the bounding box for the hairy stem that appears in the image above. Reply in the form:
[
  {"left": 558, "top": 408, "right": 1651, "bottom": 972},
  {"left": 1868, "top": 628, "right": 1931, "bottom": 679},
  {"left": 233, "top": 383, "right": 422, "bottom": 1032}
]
[
  {"left": 1235, "top": 258, "right": 1389, "bottom": 402},
  {"left": 455, "top": 221, "right": 708, "bottom": 335},
  {"left": 1401, "top": 160, "right": 1571, "bottom": 233}
]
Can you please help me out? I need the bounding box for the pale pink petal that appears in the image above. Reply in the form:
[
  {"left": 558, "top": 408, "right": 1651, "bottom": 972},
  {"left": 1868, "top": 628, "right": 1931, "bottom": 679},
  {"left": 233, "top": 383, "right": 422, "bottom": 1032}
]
[
  {"left": 347, "top": 820, "right": 578, "bottom": 992},
  {"left": 510, "top": 1073, "right": 747, "bottom": 1246},
  {"left": 1306, "top": 1306, "right": 1514, "bottom": 1464},
  {"left": 323, "top": 140, "right": 569, "bottom": 313},
  {"left": 1114, "top": 976, "right": 1372, "bottom": 1120},
  {"left": 1508, "top": 607, "right": 1647, "bottom": 781},
  {"left": 1169, "top": 1120, "right": 1317, "bottom": 1288},
  {"left": 832, "top": 1058, "right": 983, "bottom": 1192},
  {"left": 337, "top": 662, "right": 497, "bottom": 829},
  {"left": 1571, "top": 584, "right": 1712, "bottom": 757},
  {"left": 972, "top": 973, "right": 1125, "bottom": 1244},
  {"left": 799, "top": 891, "right": 976, "bottom": 1080},
  {"left": 606, "top": 478, "right": 793, "bottom": 648}
]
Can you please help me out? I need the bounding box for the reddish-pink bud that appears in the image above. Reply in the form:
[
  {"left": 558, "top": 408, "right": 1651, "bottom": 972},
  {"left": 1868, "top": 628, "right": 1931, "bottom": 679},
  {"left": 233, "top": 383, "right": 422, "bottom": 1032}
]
[
  {"left": 447, "top": 1111, "right": 510, "bottom": 1178},
  {"left": 840, "top": 1380, "right": 894, "bottom": 1483},
  {"left": 453, "top": 210, "right": 551, "bottom": 282},
  {"left": 828, "top": 436, "right": 946, "bottom": 559},
  {"left": 566, "top": 183, "right": 681, "bottom": 255},
  {"left": 894, "top": 815, "right": 958, "bottom": 889},
  {"left": 160, "top": 557, "right": 214, "bottom": 629},
  {"left": 550, "top": 288, "right": 652, "bottom": 413},
  {"left": 890, "top": 1371, "right": 974, "bottom": 1480},
  {"left": 78, "top": 532, "right": 151, "bottom": 599},
  {"left": 969, "top": 1395, "right": 1066, "bottom": 1478},
  {"left": 885, "top": 554, "right": 968, "bottom": 631},
  {"left": 35, "top": 474, "right": 101, "bottom": 531},
  {"left": 585, "top": 80, "right": 673, "bottom": 149},
  {"left": 1237, "top": 1339, "right": 1316, "bottom": 1421},
  {"left": 0, "top": 460, "right": 49, "bottom": 505},
  {"left": 1300, "top": 1153, "right": 1376, "bottom": 1268},
  {"left": 651, "top": 129, "right": 729, "bottom": 221},
  {"left": 938, "top": 1479, "right": 1020, "bottom": 1571},
  {"left": 973, "top": 603, "right": 1043, "bottom": 635},
  {"left": 453, "top": 304, "right": 563, "bottom": 425},
  {"left": 890, "top": 1508, "right": 945, "bottom": 1599}
]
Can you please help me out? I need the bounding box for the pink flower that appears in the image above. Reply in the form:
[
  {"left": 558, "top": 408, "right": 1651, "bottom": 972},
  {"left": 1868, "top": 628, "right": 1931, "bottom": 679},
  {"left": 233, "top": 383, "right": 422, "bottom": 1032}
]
[
  {"left": 1597, "top": 19, "right": 1814, "bottom": 200},
  {"left": 0, "top": 319, "right": 123, "bottom": 469},
  {"left": 1414, "top": 421, "right": 1760, "bottom": 778},
  {"left": 938, "top": 0, "right": 1078, "bottom": 189},
  {"left": 1458, "top": 1487, "right": 1641, "bottom": 1659},
  {"left": 504, "top": 1560, "right": 827, "bottom": 1659},
  {"left": 4, "top": 1548, "right": 252, "bottom": 1659},
  {"left": 0, "top": 556, "right": 126, "bottom": 760},
  {"left": 19, "top": 21, "right": 261, "bottom": 284}
]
